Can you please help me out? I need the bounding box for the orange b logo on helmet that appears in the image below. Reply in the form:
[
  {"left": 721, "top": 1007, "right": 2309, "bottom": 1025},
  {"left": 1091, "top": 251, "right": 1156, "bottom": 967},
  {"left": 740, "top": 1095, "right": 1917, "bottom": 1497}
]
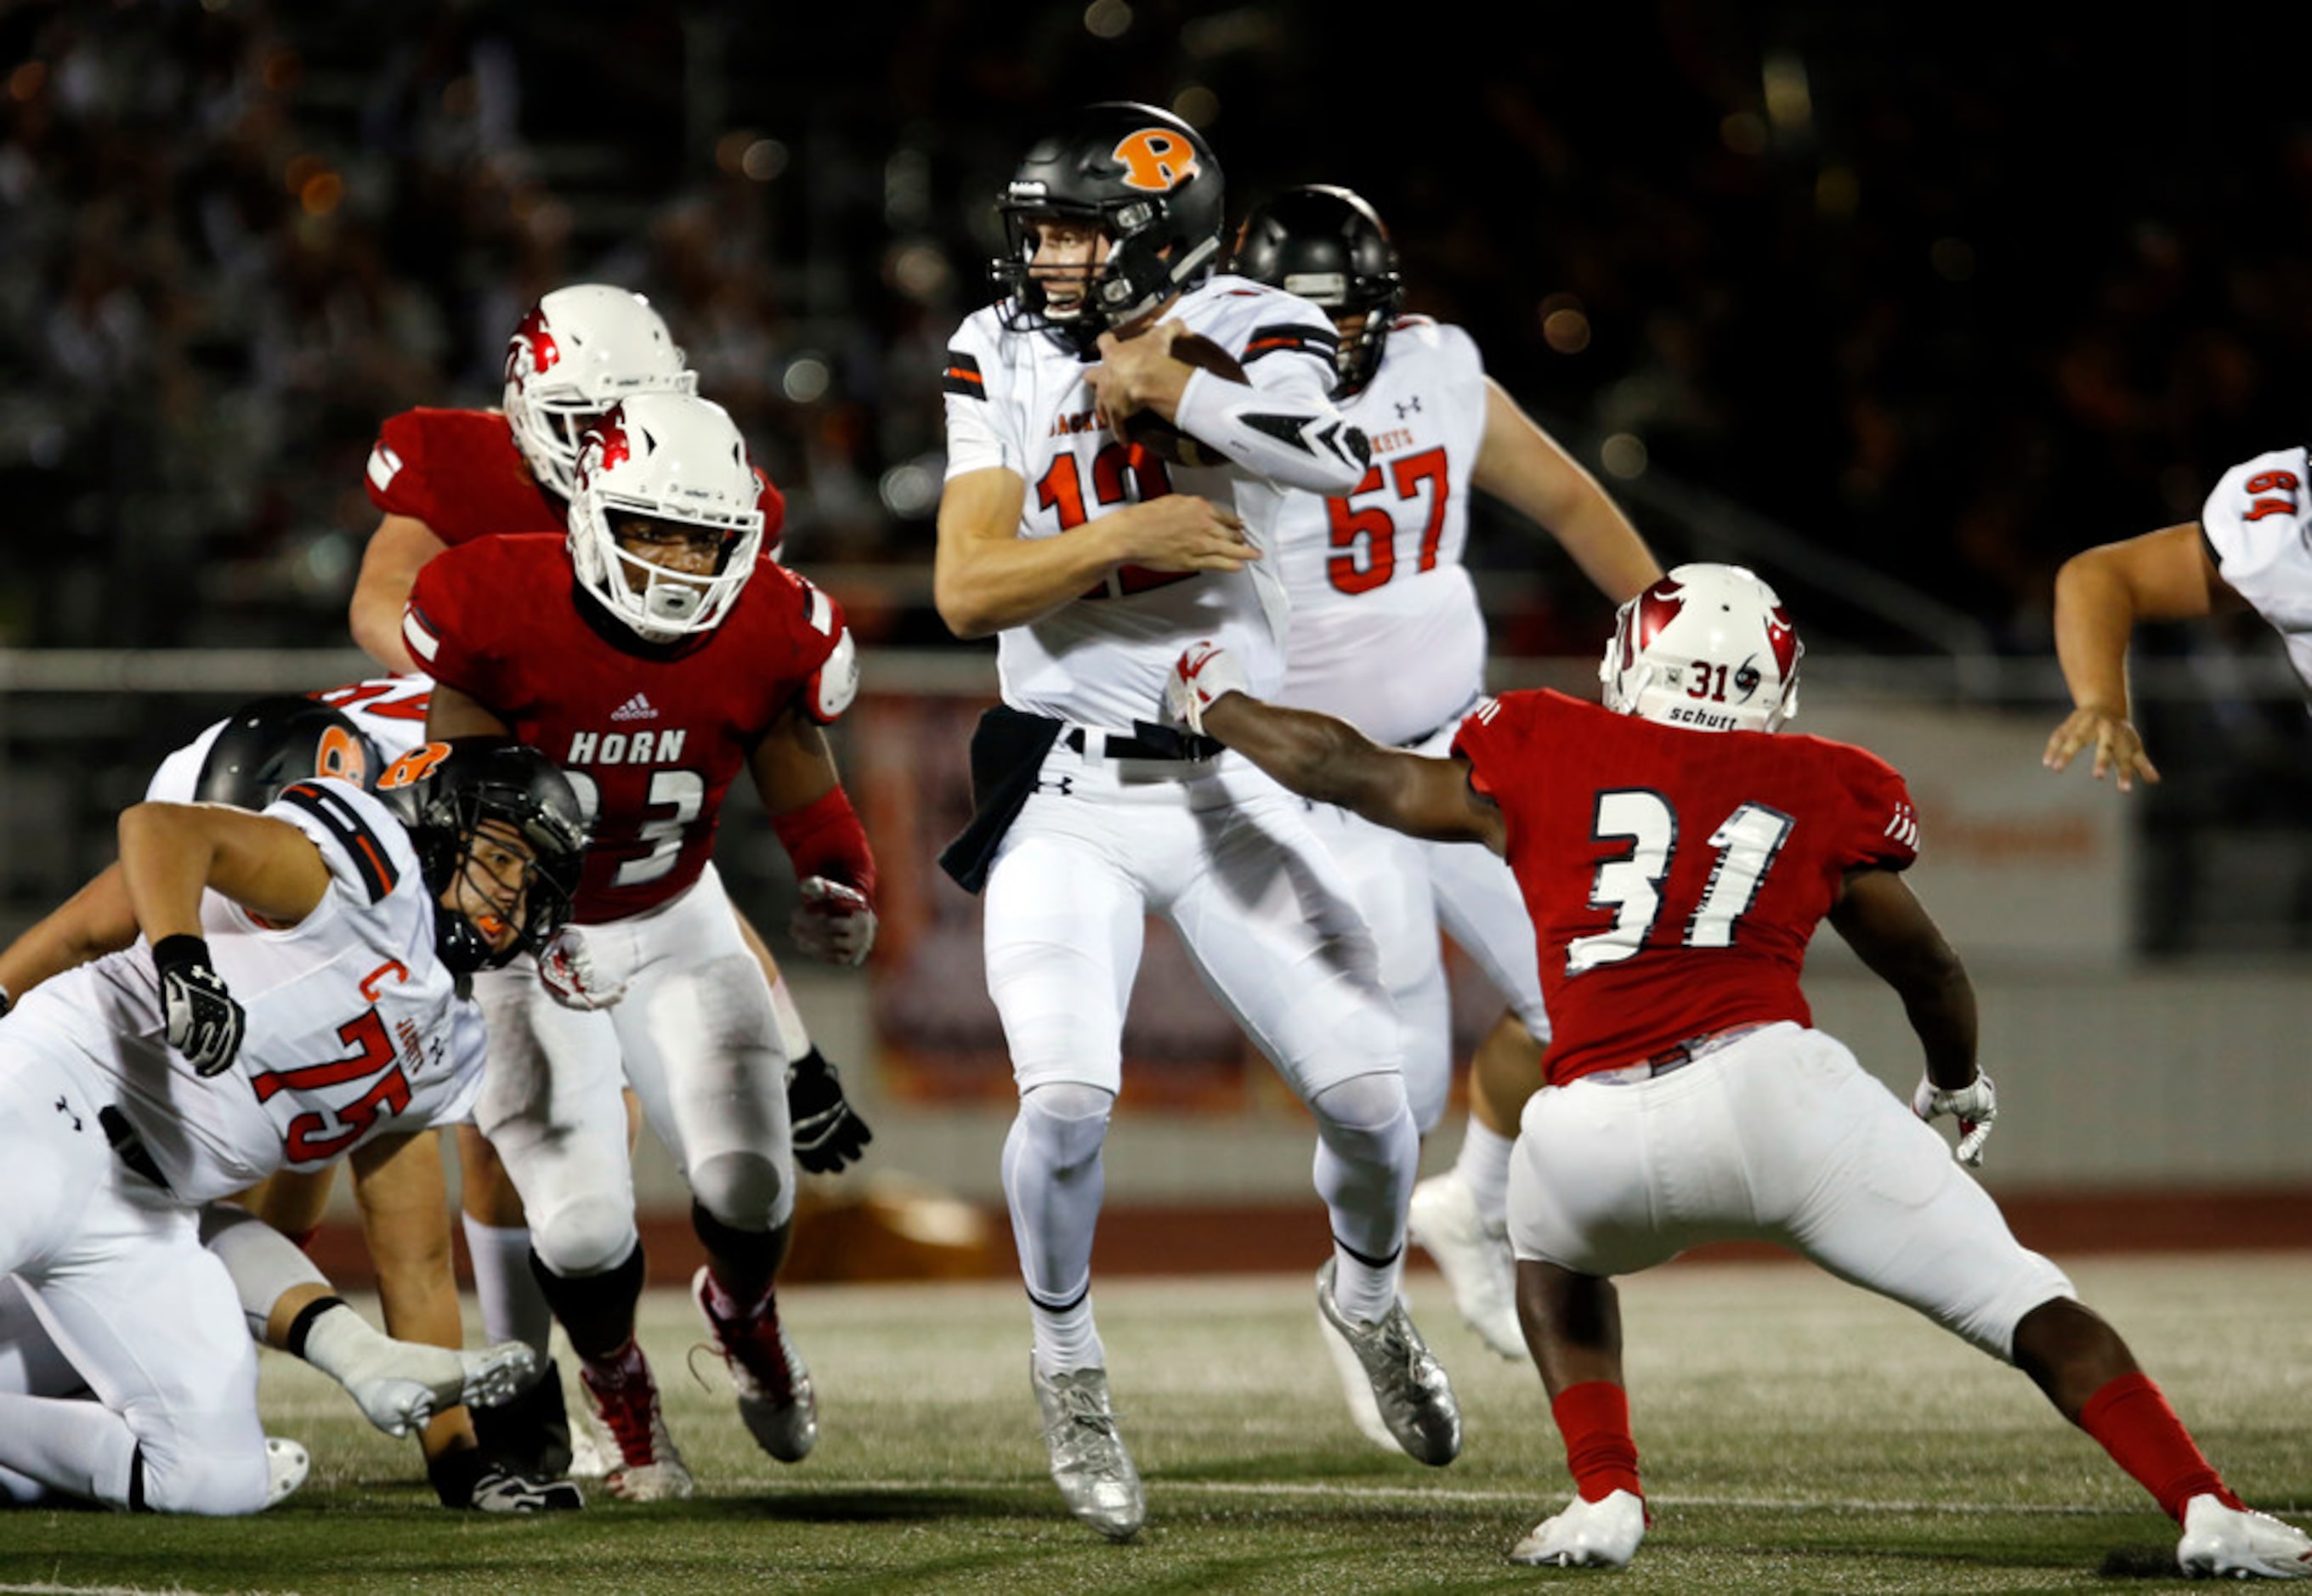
[{"left": 1111, "top": 127, "right": 1198, "bottom": 193}]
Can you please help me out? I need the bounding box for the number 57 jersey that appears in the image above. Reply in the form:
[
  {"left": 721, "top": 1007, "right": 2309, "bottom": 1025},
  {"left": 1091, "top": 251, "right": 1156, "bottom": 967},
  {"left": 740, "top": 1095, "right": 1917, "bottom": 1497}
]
[{"left": 1453, "top": 691, "right": 1920, "bottom": 1085}]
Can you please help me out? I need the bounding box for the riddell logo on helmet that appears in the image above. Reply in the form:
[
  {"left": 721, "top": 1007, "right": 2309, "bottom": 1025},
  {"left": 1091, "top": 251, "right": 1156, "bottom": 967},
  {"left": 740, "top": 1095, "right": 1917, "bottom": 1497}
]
[{"left": 1112, "top": 129, "right": 1198, "bottom": 192}]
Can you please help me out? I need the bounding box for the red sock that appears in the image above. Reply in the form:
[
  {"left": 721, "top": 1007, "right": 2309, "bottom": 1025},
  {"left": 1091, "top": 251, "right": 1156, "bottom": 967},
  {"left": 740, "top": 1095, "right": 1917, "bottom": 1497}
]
[
  {"left": 1552, "top": 1381, "right": 1642, "bottom": 1503},
  {"left": 2076, "top": 1372, "right": 2239, "bottom": 1522}
]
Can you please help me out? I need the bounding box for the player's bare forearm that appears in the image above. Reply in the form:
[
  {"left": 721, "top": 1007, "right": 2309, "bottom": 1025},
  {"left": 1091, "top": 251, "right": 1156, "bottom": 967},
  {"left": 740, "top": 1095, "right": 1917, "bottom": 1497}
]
[
  {"left": 751, "top": 709, "right": 842, "bottom": 814},
  {"left": 351, "top": 516, "right": 445, "bottom": 673},
  {"left": 422, "top": 680, "right": 513, "bottom": 740},
  {"left": 350, "top": 1130, "right": 463, "bottom": 1351},
  {"left": 2052, "top": 524, "right": 2232, "bottom": 714},
  {"left": 0, "top": 863, "right": 138, "bottom": 1000},
  {"left": 1198, "top": 695, "right": 1500, "bottom": 847},
  {"left": 118, "top": 802, "right": 329, "bottom": 935},
  {"left": 1474, "top": 380, "right": 1661, "bottom": 604},
  {"left": 1828, "top": 869, "right": 1977, "bottom": 1089}
]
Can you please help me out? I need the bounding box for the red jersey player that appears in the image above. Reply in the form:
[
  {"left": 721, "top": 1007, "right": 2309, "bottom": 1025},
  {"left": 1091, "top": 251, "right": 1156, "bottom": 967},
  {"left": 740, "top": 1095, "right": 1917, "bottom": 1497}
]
[
  {"left": 343, "top": 286, "right": 865, "bottom": 1487},
  {"left": 405, "top": 391, "right": 876, "bottom": 1502},
  {"left": 1160, "top": 563, "right": 2312, "bottom": 1582}
]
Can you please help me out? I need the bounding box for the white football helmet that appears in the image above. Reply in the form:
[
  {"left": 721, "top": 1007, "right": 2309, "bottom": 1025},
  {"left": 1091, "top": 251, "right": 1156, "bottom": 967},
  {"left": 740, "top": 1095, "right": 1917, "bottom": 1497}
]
[
  {"left": 502, "top": 284, "right": 696, "bottom": 498},
  {"left": 1600, "top": 563, "right": 1803, "bottom": 733},
  {"left": 568, "top": 392, "right": 765, "bottom": 641}
]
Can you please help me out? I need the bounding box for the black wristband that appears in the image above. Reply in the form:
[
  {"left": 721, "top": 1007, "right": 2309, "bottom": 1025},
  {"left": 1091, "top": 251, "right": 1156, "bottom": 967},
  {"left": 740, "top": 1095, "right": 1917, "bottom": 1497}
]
[
  {"left": 150, "top": 934, "right": 212, "bottom": 974},
  {"left": 283, "top": 1293, "right": 350, "bottom": 1361},
  {"left": 0, "top": 984, "right": 13, "bottom": 1018}
]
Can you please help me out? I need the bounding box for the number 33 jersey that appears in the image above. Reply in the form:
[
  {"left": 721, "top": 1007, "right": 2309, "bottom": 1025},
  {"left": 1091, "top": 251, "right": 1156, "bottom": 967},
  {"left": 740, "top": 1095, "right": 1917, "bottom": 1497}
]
[
  {"left": 404, "top": 533, "right": 847, "bottom": 924},
  {"left": 1273, "top": 317, "right": 1491, "bottom": 746},
  {"left": 6, "top": 779, "right": 484, "bottom": 1202},
  {"left": 1453, "top": 691, "right": 1919, "bottom": 1085}
]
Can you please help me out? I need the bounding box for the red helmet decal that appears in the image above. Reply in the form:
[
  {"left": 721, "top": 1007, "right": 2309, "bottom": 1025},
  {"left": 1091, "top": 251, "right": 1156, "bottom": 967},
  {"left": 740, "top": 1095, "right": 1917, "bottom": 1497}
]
[
  {"left": 1633, "top": 579, "right": 1686, "bottom": 653},
  {"left": 589, "top": 409, "right": 632, "bottom": 473},
  {"left": 1112, "top": 127, "right": 1198, "bottom": 193},
  {"left": 1765, "top": 604, "right": 1799, "bottom": 678},
  {"left": 507, "top": 304, "right": 561, "bottom": 381}
]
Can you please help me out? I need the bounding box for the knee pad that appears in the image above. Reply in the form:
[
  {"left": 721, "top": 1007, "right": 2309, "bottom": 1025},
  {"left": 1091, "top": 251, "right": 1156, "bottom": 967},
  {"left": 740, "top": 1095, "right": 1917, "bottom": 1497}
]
[
  {"left": 688, "top": 1149, "right": 792, "bottom": 1234},
  {"left": 1309, "top": 1071, "right": 1412, "bottom": 1147},
  {"left": 1014, "top": 1083, "right": 1114, "bottom": 1175},
  {"left": 526, "top": 1192, "right": 638, "bottom": 1279},
  {"left": 135, "top": 1420, "right": 270, "bottom": 1515}
]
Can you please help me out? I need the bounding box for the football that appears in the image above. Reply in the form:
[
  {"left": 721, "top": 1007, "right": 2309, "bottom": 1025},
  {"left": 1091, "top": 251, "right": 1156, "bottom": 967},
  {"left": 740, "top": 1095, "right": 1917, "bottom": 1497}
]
[{"left": 1119, "top": 331, "right": 1243, "bottom": 468}]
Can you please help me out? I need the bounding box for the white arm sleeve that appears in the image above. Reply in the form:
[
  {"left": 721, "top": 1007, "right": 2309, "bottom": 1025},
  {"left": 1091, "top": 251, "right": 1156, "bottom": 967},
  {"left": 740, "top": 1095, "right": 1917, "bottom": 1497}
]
[{"left": 1172, "top": 365, "right": 1371, "bottom": 495}]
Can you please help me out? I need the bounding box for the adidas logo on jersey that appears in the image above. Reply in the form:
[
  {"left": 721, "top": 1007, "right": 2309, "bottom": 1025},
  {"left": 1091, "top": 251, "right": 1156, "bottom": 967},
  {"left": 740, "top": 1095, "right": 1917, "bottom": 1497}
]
[{"left": 610, "top": 693, "right": 660, "bottom": 722}]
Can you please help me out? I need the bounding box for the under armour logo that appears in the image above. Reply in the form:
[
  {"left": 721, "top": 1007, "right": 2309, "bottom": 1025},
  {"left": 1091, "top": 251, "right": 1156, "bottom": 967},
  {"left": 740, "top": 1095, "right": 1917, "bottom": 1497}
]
[
  {"left": 55, "top": 1095, "right": 82, "bottom": 1132},
  {"left": 1034, "top": 775, "right": 1076, "bottom": 797},
  {"left": 1394, "top": 396, "right": 1422, "bottom": 420}
]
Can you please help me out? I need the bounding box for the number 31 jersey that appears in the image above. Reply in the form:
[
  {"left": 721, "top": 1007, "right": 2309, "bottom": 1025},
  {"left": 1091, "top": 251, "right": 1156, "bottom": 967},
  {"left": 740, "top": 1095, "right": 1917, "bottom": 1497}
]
[
  {"left": 404, "top": 534, "right": 847, "bottom": 924},
  {"left": 1274, "top": 317, "right": 1490, "bottom": 745},
  {"left": 1454, "top": 691, "right": 1919, "bottom": 1084}
]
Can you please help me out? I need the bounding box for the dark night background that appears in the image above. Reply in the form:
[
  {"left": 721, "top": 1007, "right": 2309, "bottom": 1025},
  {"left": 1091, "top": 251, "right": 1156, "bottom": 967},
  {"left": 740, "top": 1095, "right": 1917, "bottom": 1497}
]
[{"left": 7, "top": 0, "right": 2306, "bottom": 659}]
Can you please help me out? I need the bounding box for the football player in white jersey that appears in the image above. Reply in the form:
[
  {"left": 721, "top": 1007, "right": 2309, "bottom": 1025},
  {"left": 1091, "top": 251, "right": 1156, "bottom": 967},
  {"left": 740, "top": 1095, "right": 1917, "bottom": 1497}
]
[
  {"left": 0, "top": 738, "right": 585, "bottom": 1514},
  {"left": 1230, "top": 187, "right": 1662, "bottom": 1396},
  {"left": 936, "top": 101, "right": 1459, "bottom": 1540},
  {"left": 136, "top": 692, "right": 581, "bottom": 1512},
  {"left": 2045, "top": 450, "right": 2312, "bottom": 790}
]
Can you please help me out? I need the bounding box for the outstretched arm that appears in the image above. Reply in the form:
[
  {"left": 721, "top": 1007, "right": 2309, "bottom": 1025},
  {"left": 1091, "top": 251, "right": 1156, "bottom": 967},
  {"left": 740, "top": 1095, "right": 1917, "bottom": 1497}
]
[
  {"left": 1173, "top": 647, "right": 1505, "bottom": 851},
  {"left": 1827, "top": 867, "right": 1975, "bottom": 1090},
  {"left": 2045, "top": 523, "right": 2243, "bottom": 791},
  {"left": 1471, "top": 378, "right": 1660, "bottom": 605}
]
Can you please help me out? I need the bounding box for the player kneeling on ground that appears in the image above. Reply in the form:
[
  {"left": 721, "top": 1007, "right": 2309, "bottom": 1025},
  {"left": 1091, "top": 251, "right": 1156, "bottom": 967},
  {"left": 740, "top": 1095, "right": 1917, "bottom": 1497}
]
[
  {"left": 1160, "top": 563, "right": 2312, "bottom": 1582},
  {"left": 0, "top": 737, "right": 583, "bottom": 1514}
]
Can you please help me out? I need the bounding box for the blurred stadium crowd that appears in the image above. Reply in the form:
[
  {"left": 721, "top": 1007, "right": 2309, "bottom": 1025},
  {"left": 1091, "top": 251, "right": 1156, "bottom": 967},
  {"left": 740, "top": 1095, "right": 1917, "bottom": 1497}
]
[{"left": 3, "top": 0, "right": 2309, "bottom": 665}]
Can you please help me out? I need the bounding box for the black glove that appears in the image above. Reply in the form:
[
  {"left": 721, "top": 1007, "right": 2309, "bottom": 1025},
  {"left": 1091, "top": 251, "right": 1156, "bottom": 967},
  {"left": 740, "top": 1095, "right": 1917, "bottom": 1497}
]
[
  {"left": 428, "top": 1446, "right": 584, "bottom": 1513},
  {"left": 787, "top": 1047, "right": 872, "bottom": 1174},
  {"left": 154, "top": 935, "right": 245, "bottom": 1078}
]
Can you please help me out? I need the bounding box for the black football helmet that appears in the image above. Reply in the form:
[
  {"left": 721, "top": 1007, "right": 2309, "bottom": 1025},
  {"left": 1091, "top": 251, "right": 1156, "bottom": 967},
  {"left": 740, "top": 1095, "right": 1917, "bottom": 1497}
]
[
  {"left": 195, "top": 696, "right": 379, "bottom": 808},
  {"left": 1230, "top": 185, "right": 1404, "bottom": 395},
  {"left": 384, "top": 738, "right": 588, "bottom": 976},
  {"left": 993, "top": 101, "right": 1226, "bottom": 354}
]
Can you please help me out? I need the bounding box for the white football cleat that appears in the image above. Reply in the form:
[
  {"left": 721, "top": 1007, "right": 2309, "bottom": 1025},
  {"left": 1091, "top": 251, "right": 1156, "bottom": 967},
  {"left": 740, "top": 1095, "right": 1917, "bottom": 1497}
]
[
  {"left": 2177, "top": 1493, "right": 2312, "bottom": 1580},
  {"left": 1313, "top": 1259, "right": 1460, "bottom": 1466},
  {"left": 1029, "top": 1357, "right": 1145, "bottom": 1542},
  {"left": 341, "top": 1336, "right": 540, "bottom": 1439},
  {"left": 579, "top": 1347, "right": 694, "bottom": 1503},
  {"left": 1313, "top": 1275, "right": 1401, "bottom": 1453},
  {"left": 1407, "top": 1171, "right": 1525, "bottom": 1361},
  {"left": 1510, "top": 1489, "right": 1647, "bottom": 1569},
  {"left": 263, "top": 1436, "right": 310, "bottom": 1509}
]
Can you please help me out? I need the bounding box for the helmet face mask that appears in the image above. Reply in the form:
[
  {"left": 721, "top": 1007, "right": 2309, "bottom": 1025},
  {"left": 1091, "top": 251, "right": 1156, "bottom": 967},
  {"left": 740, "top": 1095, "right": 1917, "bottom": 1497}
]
[
  {"left": 566, "top": 393, "right": 765, "bottom": 642},
  {"left": 388, "top": 739, "right": 589, "bottom": 975},
  {"left": 1231, "top": 185, "right": 1404, "bottom": 395},
  {"left": 1600, "top": 564, "right": 1803, "bottom": 734},
  {"left": 993, "top": 102, "right": 1225, "bottom": 354},
  {"left": 503, "top": 284, "right": 697, "bottom": 498}
]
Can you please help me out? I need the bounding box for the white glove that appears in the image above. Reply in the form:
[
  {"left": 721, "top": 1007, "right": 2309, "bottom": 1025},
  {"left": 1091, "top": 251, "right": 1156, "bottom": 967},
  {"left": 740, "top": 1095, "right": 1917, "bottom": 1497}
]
[
  {"left": 1912, "top": 1071, "right": 1998, "bottom": 1167},
  {"left": 791, "top": 877, "right": 876, "bottom": 966},
  {"left": 1165, "top": 641, "right": 1249, "bottom": 736},
  {"left": 537, "top": 925, "right": 626, "bottom": 1011}
]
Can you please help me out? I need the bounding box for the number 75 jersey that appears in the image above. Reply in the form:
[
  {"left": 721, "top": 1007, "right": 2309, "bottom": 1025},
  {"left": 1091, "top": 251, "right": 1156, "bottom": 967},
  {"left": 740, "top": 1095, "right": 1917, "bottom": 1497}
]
[{"left": 1453, "top": 691, "right": 1919, "bottom": 1085}]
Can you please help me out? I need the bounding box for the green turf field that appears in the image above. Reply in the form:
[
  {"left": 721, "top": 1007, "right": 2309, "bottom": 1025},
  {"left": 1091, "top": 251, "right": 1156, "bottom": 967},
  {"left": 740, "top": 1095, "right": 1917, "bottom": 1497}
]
[{"left": 3, "top": 1254, "right": 2304, "bottom": 1593}]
